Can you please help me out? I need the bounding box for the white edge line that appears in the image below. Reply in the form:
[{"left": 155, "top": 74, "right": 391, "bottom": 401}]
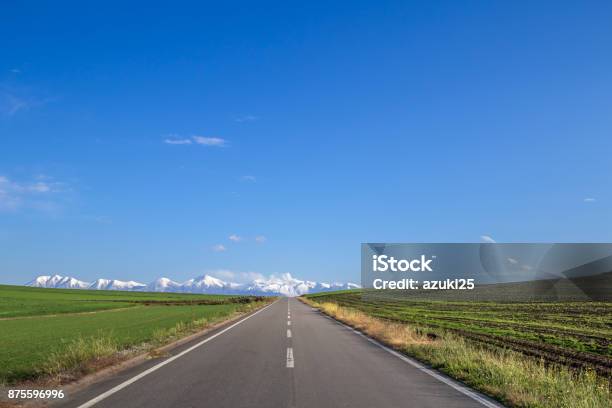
[
  {"left": 76, "top": 300, "right": 279, "bottom": 408},
  {"left": 287, "top": 329, "right": 292, "bottom": 338},
  {"left": 320, "top": 314, "right": 503, "bottom": 408}
]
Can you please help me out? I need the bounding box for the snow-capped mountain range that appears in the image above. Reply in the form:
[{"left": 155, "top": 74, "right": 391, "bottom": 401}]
[{"left": 26, "top": 273, "right": 360, "bottom": 297}]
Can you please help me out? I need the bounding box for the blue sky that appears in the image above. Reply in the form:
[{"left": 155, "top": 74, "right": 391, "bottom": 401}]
[{"left": 1, "top": 1, "right": 612, "bottom": 285}]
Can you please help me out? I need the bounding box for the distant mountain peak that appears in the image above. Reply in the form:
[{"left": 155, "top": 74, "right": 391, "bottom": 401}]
[
  {"left": 26, "top": 273, "right": 360, "bottom": 296},
  {"left": 27, "top": 275, "right": 90, "bottom": 289}
]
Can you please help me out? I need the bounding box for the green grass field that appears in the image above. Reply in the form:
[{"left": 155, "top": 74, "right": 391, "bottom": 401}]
[
  {"left": 0, "top": 285, "right": 271, "bottom": 384},
  {"left": 0, "top": 285, "right": 238, "bottom": 318}
]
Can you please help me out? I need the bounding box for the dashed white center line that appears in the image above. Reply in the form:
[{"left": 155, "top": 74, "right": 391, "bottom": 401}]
[
  {"left": 287, "top": 301, "right": 293, "bottom": 367},
  {"left": 286, "top": 347, "right": 294, "bottom": 368}
]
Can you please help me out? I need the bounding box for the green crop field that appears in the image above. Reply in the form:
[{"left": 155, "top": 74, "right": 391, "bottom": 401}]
[
  {"left": 0, "top": 285, "right": 271, "bottom": 384},
  {"left": 0, "top": 285, "right": 239, "bottom": 318},
  {"left": 306, "top": 280, "right": 612, "bottom": 378}
]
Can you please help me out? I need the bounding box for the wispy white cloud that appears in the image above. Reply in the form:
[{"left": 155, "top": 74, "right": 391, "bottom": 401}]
[
  {"left": 0, "top": 175, "right": 67, "bottom": 212},
  {"left": 0, "top": 84, "right": 53, "bottom": 117},
  {"left": 0, "top": 92, "right": 30, "bottom": 116},
  {"left": 234, "top": 115, "right": 258, "bottom": 123},
  {"left": 10, "top": 68, "right": 21, "bottom": 74},
  {"left": 0, "top": 180, "right": 19, "bottom": 211},
  {"left": 192, "top": 136, "right": 227, "bottom": 147},
  {"left": 480, "top": 235, "right": 496, "bottom": 243},
  {"left": 241, "top": 175, "right": 256, "bottom": 182},
  {"left": 255, "top": 235, "right": 267, "bottom": 244},
  {"left": 164, "top": 135, "right": 228, "bottom": 147},
  {"left": 164, "top": 138, "right": 192, "bottom": 145},
  {"left": 211, "top": 244, "right": 227, "bottom": 252},
  {"left": 228, "top": 234, "right": 242, "bottom": 242},
  {"left": 506, "top": 257, "right": 518, "bottom": 265},
  {"left": 583, "top": 197, "right": 596, "bottom": 203}
]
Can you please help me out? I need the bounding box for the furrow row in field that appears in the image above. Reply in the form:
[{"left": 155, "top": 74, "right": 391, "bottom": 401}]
[
  {"left": 310, "top": 292, "right": 612, "bottom": 375},
  {"left": 329, "top": 297, "right": 611, "bottom": 345},
  {"left": 335, "top": 296, "right": 611, "bottom": 325},
  {"left": 376, "top": 311, "right": 612, "bottom": 375},
  {"left": 452, "top": 328, "right": 612, "bottom": 377}
]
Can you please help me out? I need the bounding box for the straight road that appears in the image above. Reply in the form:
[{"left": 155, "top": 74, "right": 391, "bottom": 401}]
[{"left": 58, "top": 298, "right": 502, "bottom": 408}]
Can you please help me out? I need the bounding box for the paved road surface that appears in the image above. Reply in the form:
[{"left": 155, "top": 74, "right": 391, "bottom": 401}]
[{"left": 58, "top": 298, "right": 502, "bottom": 408}]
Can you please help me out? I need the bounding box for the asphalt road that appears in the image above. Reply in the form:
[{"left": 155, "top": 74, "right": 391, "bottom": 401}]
[{"left": 58, "top": 298, "right": 503, "bottom": 408}]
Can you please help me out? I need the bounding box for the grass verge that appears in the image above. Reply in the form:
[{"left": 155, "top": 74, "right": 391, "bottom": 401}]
[
  {"left": 302, "top": 298, "right": 611, "bottom": 408},
  {"left": 1, "top": 299, "right": 271, "bottom": 385}
]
